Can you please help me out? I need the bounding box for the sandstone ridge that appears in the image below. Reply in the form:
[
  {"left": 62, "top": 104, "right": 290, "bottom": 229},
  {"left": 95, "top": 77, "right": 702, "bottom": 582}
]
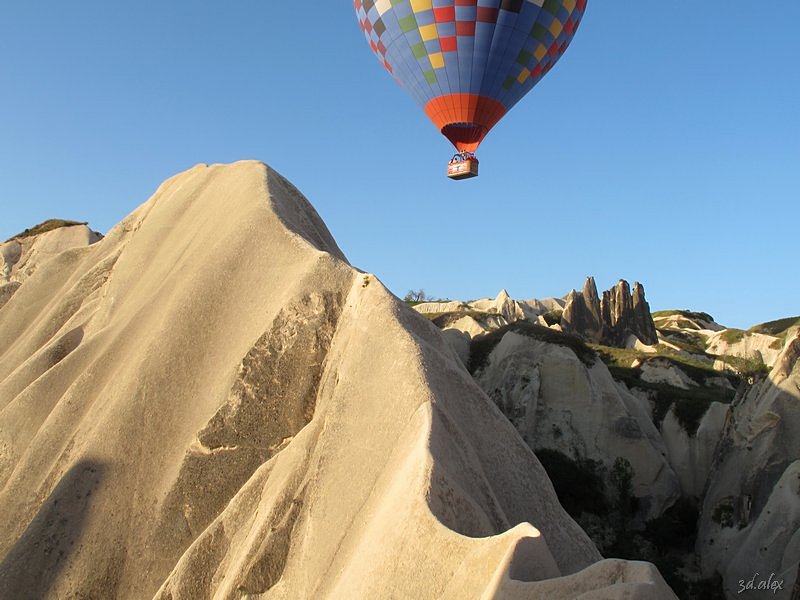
[{"left": 0, "top": 162, "right": 676, "bottom": 599}]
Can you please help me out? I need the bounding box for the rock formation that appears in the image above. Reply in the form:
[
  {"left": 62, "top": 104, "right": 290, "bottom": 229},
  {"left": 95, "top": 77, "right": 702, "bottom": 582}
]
[
  {"left": 660, "top": 402, "right": 729, "bottom": 498},
  {"left": 601, "top": 280, "right": 658, "bottom": 347},
  {"left": 561, "top": 277, "right": 604, "bottom": 343},
  {"left": 0, "top": 222, "right": 102, "bottom": 309},
  {"left": 697, "top": 329, "right": 800, "bottom": 599},
  {"left": 472, "top": 329, "right": 680, "bottom": 521},
  {"left": 0, "top": 162, "right": 676, "bottom": 599},
  {"left": 705, "top": 330, "right": 784, "bottom": 369},
  {"left": 562, "top": 278, "right": 658, "bottom": 347}
]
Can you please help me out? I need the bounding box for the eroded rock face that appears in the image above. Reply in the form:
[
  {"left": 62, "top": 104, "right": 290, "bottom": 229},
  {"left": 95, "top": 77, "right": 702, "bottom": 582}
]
[
  {"left": 0, "top": 162, "right": 676, "bottom": 599},
  {"left": 632, "top": 282, "right": 659, "bottom": 345},
  {"left": 697, "top": 330, "right": 800, "bottom": 598},
  {"left": 562, "top": 278, "right": 658, "bottom": 347},
  {"left": 601, "top": 280, "right": 658, "bottom": 347},
  {"left": 0, "top": 224, "right": 102, "bottom": 308},
  {"left": 660, "top": 402, "right": 729, "bottom": 498},
  {"left": 473, "top": 331, "right": 680, "bottom": 520},
  {"left": 705, "top": 330, "right": 784, "bottom": 368},
  {"left": 561, "top": 277, "right": 604, "bottom": 343},
  {"left": 1, "top": 224, "right": 102, "bottom": 285}
]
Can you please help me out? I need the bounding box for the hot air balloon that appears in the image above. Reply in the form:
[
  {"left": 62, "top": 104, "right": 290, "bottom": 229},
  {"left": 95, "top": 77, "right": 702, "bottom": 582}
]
[{"left": 354, "top": 0, "right": 587, "bottom": 179}]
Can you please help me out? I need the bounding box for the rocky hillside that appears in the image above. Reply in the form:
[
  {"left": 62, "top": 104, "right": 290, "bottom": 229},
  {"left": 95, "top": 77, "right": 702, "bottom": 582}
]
[
  {"left": 1, "top": 220, "right": 102, "bottom": 309},
  {"left": 415, "top": 285, "right": 800, "bottom": 599},
  {"left": 0, "top": 162, "right": 676, "bottom": 599}
]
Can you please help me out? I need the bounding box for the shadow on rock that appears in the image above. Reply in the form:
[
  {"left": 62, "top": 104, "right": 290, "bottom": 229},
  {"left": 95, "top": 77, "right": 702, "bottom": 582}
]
[{"left": 0, "top": 460, "right": 105, "bottom": 599}]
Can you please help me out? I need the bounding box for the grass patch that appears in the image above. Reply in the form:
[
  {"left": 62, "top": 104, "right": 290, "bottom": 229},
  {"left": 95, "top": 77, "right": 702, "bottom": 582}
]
[
  {"left": 652, "top": 309, "right": 715, "bottom": 323},
  {"left": 594, "top": 345, "right": 722, "bottom": 383},
  {"left": 469, "top": 321, "right": 595, "bottom": 374},
  {"left": 591, "top": 345, "right": 641, "bottom": 370},
  {"left": 719, "top": 355, "right": 770, "bottom": 378},
  {"left": 647, "top": 379, "right": 734, "bottom": 433},
  {"left": 719, "top": 329, "right": 746, "bottom": 344},
  {"left": 429, "top": 310, "right": 489, "bottom": 328},
  {"left": 750, "top": 316, "right": 800, "bottom": 338},
  {"left": 658, "top": 329, "right": 708, "bottom": 355},
  {"left": 595, "top": 347, "right": 736, "bottom": 434},
  {"left": 6, "top": 219, "right": 87, "bottom": 242}
]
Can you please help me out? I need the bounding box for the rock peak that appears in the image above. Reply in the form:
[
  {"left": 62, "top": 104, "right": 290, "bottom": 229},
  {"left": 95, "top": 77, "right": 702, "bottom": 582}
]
[
  {"left": 0, "top": 162, "right": 678, "bottom": 598},
  {"left": 562, "top": 276, "right": 604, "bottom": 343},
  {"left": 563, "top": 277, "right": 658, "bottom": 346}
]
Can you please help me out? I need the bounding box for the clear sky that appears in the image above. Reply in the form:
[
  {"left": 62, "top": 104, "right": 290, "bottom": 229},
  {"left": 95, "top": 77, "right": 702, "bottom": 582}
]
[{"left": 1, "top": 3, "right": 798, "bottom": 329}]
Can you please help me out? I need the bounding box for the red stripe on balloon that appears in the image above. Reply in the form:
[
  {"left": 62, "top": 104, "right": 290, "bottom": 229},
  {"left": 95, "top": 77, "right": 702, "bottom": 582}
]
[{"left": 424, "top": 94, "right": 507, "bottom": 152}]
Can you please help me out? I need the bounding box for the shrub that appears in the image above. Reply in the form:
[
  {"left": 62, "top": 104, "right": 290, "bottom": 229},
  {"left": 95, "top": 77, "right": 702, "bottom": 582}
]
[
  {"left": 712, "top": 499, "right": 735, "bottom": 528},
  {"left": 534, "top": 449, "right": 608, "bottom": 518},
  {"left": 542, "top": 309, "right": 563, "bottom": 326},
  {"left": 403, "top": 289, "right": 432, "bottom": 304},
  {"left": 610, "top": 457, "right": 635, "bottom": 522},
  {"left": 722, "top": 355, "right": 770, "bottom": 379}
]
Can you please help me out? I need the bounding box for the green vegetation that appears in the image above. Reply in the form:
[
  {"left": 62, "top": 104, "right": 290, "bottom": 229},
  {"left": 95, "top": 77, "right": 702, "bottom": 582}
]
[
  {"left": 536, "top": 450, "right": 716, "bottom": 599},
  {"left": 657, "top": 329, "right": 708, "bottom": 355},
  {"left": 594, "top": 346, "right": 737, "bottom": 434},
  {"left": 468, "top": 321, "right": 595, "bottom": 374},
  {"left": 594, "top": 344, "right": 726, "bottom": 384},
  {"left": 609, "top": 457, "right": 636, "bottom": 534},
  {"left": 6, "top": 219, "right": 87, "bottom": 242},
  {"left": 534, "top": 449, "right": 608, "bottom": 517},
  {"left": 711, "top": 498, "right": 735, "bottom": 528},
  {"left": 652, "top": 309, "right": 715, "bottom": 323},
  {"left": 429, "top": 310, "right": 488, "bottom": 328},
  {"left": 721, "top": 355, "right": 770, "bottom": 379},
  {"left": 719, "top": 329, "right": 746, "bottom": 344},
  {"left": 542, "top": 309, "right": 563, "bottom": 326},
  {"left": 750, "top": 316, "right": 800, "bottom": 338}
]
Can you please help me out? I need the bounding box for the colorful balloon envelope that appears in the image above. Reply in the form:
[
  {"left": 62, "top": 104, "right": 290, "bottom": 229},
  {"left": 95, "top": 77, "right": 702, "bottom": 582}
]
[{"left": 354, "top": 0, "right": 587, "bottom": 175}]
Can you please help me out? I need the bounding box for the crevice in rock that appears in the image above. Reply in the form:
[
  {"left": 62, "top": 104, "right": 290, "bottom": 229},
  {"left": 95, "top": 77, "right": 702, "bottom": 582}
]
[{"left": 155, "top": 290, "right": 345, "bottom": 564}]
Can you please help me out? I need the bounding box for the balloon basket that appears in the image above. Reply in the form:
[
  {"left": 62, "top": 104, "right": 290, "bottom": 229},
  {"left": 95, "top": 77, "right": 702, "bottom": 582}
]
[{"left": 447, "top": 155, "right": 479, "bottom": 180}]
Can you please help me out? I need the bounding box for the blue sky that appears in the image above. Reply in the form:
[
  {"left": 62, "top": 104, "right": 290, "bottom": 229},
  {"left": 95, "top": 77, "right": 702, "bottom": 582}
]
[{"left": 1, "top": 2, "right": 798, "bottom": 329}]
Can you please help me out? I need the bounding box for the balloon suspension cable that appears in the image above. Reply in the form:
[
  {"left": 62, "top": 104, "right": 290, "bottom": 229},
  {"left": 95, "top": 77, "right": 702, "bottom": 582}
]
[{"left": 449, "top": 150, "right": 478, "bottom": 164}]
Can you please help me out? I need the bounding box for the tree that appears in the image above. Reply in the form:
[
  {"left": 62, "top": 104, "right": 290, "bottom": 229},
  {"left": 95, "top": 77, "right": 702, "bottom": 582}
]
[
  {"left": 611, "top": 457, "right": 635, "bottom": 528},
  {"left": 404, "top": 289, "right": 432, "bottom": 303}
]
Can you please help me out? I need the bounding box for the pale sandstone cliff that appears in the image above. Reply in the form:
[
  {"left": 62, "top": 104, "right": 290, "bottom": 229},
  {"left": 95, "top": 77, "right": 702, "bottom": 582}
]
[
  {"left": 472, "top": 330, "right": 680, "bottom": 521},
  {"left": 697, "top": 331, "right": 800, "bottom": 599},
  {"left": 0, "top": 223, "right": 102, "bottom": 309},
  {"left": 0, "top": 162, "right": 676, "bottom": 599}
]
